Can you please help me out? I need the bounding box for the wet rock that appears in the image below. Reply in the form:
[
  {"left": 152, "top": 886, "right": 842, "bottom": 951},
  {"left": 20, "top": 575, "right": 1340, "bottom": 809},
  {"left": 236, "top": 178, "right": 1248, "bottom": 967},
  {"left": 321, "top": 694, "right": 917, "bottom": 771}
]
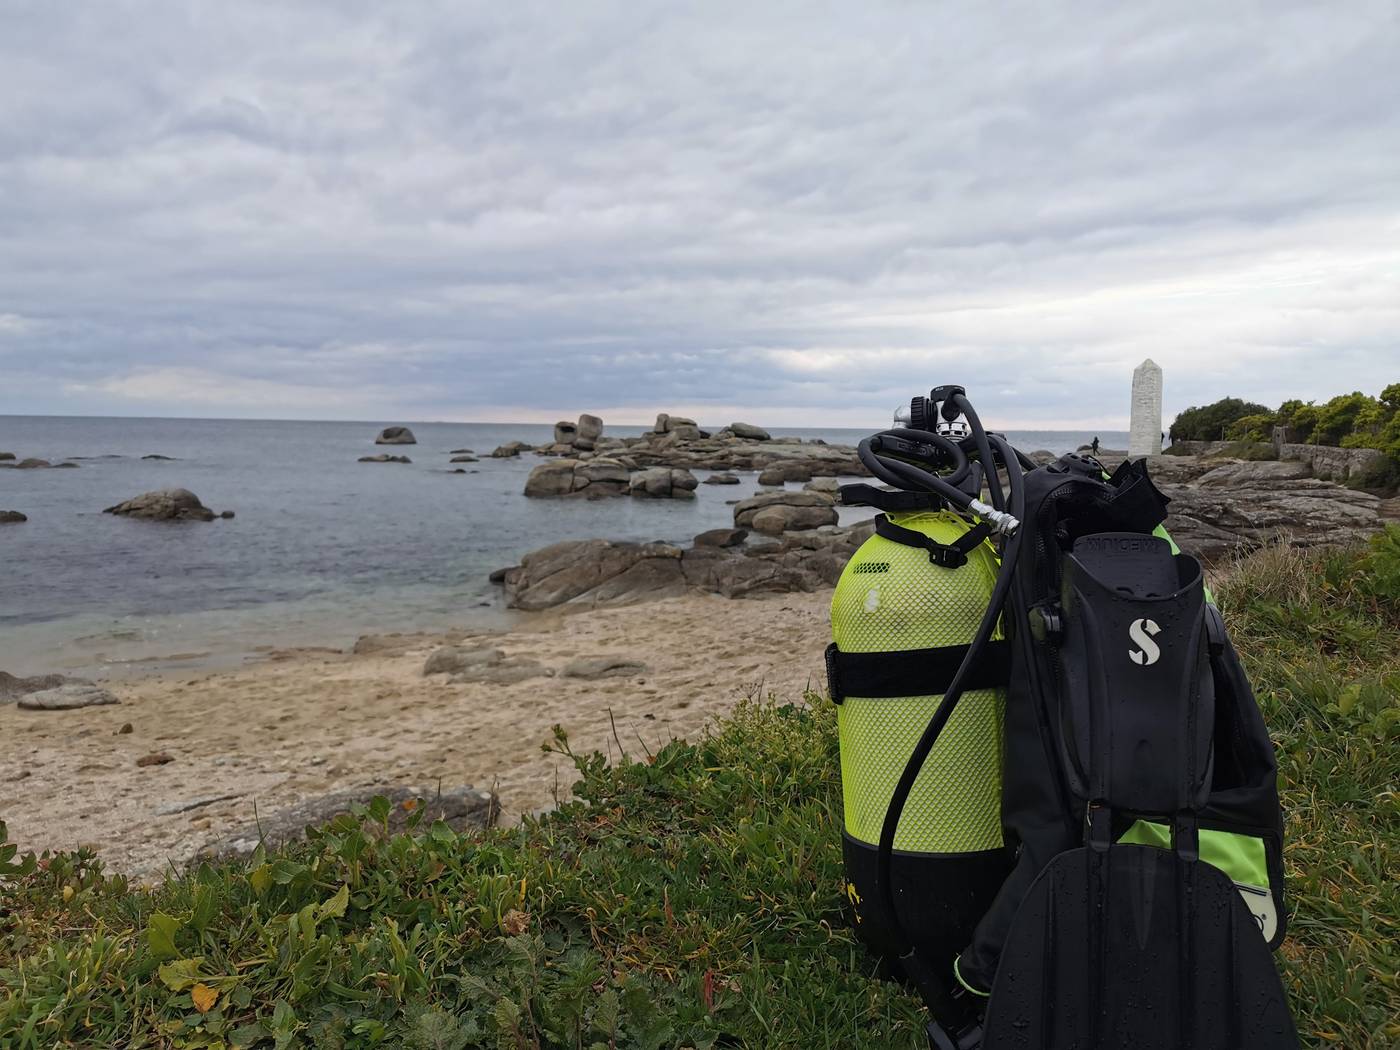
[
  {"left": 629, "top": 466, "right": 699, "bottom": 499},
  {"left": 491, "top": 441, "right": 533, "bottom": 458},
  {"left": 375, "top": 426, "right": 417, "bottom": 445},
  {"left": 450, "top": 454, "right": 478, "bottom": 463},
  {"left": 141, "top": 454, "right": 177, "bottom": 461},
  {"left": 423, "top": 646, "right": 504, "bottom": 676},
  {"left": 0, "top": 510, "right": 26, "bottom": 524},
  {"left": 523, "top": 458, "right": 629, "bottom": 499},
  {"left": 703, "top": 473, "right": 741, "bottom": 485},
  {"left": 359, "top": 453, "right": 411, "bottom": 464},
  {"left": 15, "top": 458, "right": 53, "bottom": 469},
  {"left": 220, "top": 510, "right": 235, "bottom": 519},
  {"left": 103, "top": 488, "right": 218, "bottom": 522},
  {"left": 561, "top": 657, "right": 648, "bottom": 679},
  {"left": 0, "top": 452, "right": 13, "bottom": 461},
  {"left": 694, "top": 527, "right": 748, "bottom": 548},
  {"left": 449, "top": 448, "right": 475, "bottom": 454},
  {"left": 197, "top": 784, "right": 499, "bottom": 861}
]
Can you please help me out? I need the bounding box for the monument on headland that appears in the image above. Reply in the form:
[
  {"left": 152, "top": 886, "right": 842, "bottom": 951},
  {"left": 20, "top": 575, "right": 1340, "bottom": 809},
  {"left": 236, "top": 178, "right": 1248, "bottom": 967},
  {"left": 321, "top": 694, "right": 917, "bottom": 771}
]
[{"left": 1128, "top": 358, "right": 1163, "bottom": 460}]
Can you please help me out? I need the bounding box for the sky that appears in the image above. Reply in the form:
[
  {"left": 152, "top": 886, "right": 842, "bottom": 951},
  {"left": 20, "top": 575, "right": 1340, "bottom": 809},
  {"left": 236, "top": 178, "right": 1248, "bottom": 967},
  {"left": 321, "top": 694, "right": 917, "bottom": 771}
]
[{"left": 1, "top": 2, "right": 1397, "bottom": 430}]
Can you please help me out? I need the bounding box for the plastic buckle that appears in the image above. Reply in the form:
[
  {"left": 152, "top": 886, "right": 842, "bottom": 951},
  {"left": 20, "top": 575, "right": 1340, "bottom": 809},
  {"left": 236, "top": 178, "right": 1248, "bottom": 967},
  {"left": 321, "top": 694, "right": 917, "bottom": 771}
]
[
  {"left": 824, "top": 643, "right": 844, "bottom": 705},
  {"left": 922, "top": 539, "right": 968, "bottom": 569}
]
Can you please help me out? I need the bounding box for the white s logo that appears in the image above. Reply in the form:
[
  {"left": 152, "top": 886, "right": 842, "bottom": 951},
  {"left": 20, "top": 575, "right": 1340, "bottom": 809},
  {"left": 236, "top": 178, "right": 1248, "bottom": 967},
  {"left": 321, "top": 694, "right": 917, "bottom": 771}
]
[{"left": 1128, "top": 618, "right": 1161, "bottom": 666}]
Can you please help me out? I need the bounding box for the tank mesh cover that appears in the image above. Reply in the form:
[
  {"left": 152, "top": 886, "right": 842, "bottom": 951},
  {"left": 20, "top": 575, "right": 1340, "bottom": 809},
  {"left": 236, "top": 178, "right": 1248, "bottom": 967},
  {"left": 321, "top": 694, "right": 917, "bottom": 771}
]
[{"left": 831, "top": 511, "right": 1005, "bottom": 853}]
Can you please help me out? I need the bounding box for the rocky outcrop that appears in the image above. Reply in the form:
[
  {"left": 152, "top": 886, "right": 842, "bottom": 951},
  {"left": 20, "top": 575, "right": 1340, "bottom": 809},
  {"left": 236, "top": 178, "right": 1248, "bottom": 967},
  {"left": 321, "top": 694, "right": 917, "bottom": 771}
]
[
  {"left": 103, "top": 488, "right": 219, "bottom": 522},
  {"left": 491, "top": 441, "right": 533, "bottom": 458},
  {"left": 576, "top": 413, "right": 604, "bottom": 449},
  {"left": 703, "top": 473, "right": 741, "bottom": 485},
  {"left": 198, "top": 785, "right": 498, "bottom": 861},
  {"left": 0, "top": 510, "right": 26, "bottom": 524},
  {"left": 733, "top": 490, "right": 839, "bottom": 534},
  {"left": 561, "top": 656, "right": 647, "bottom": 679},
  {"left": 0, "top": 452, "right": 13, "bottom": 461},
  {"left": 450, "top": 454, "right": 478, "bottom": 463},
  {"left": 1278, "top": 443, "right": 1385, "bottom": 483},
  {"left": 803, "top": 478, "right": 841, "bottom": 496},
  {"left": 523, "top": 458, "right": 629, "bottom": 499},
  {"left": 5, "top": 458, "right": 77, "bottom": 469},
  {"left": 359, "top": 454, "right": 411, "bottom": 463},
  {"left": 554, "top": 420, "right": 579, "bottom": 445},
  {"left": 629, "top": 467, "right": 699, "bottom": 500},
  {"left": 502, "top": 540, "right": 688, "bottom": 610},
  {"left": 694, "top": 527, "right": 748, "bottom": 548},
  {"left": 17, "top": 684, "right": 120, "bottom": 710},
  {"left": 1195, "top": 460, "right": 1311, "bottom": 487},
  {"left": 375, "top": 426, "right": 417, "bottom": 445},
  {"left": 142, "top": 454, "right": 177, "bottom": 461}
]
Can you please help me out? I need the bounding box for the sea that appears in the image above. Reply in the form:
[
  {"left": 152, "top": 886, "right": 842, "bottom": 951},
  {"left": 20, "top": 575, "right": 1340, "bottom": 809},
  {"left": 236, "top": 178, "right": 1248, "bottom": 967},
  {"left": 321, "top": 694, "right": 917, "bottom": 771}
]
[{"left": 0, "top": 417, "right": 1127, "bottom": 677}]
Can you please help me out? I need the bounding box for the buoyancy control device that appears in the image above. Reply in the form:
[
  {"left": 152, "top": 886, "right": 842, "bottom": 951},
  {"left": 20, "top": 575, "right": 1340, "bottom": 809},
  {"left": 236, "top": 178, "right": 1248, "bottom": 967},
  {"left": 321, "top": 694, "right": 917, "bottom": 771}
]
[{"left": 829, "top": 386, "right": 1299, "bottom": 1050}]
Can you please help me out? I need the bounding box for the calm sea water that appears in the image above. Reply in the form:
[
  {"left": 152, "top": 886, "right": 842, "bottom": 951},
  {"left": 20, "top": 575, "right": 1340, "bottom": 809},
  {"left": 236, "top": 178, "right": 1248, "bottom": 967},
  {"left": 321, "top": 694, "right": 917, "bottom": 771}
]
[{"left": 0, "top": 417, "right": 1126, "bottom": 677}]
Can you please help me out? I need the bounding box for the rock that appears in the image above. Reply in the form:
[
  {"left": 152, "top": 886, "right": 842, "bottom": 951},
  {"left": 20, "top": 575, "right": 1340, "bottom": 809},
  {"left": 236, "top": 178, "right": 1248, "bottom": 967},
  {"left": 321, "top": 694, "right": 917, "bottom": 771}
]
[
  {"left": 629, "top": 467, "right": 699, "bottom": 499},
  {"left": 451, "top": 659, "right": 552, "bottom": 685},
  {"left": 1278, "top": 443, "right": 1385, "bottom": 483},
  {"left": 375, "top": 426, "right": 417, "bottom": 445},
  {"left": 1026, "top": 450, "right": 1058, "bottom": 466},
  {"left": 491, "top": 441, "right": 533, "bottom": 458},
  {"left": 694, "top": 527, "right": 749, "bottom": 548},
  {"left": 15, "top": 458, "right": 53, "bottom": 469},
  {"left": 141, "top": 454, "right": 177, "bottom": 461},
  {"left": 504, "top": 539, "right": 687, "bottom": 610},
  {"left": 17, "top": 684, "right": 119, "bottom": 710},
  {"left": 703, "top": 473, "right": 741, "bottom": 485},
  {"left": 220, "top": 510, "right": 235, "bottom": 519},
  {"left": 0, "top": 672, "right": 78, "bottom": 704},
  {"left": 449, "top": 448, "right": 474, "bottom": 454},
  {"left": 359, "top": 454, "right": 411, "bottom": 463},
  {"left": 488, "top": 566, "right": 515, "bottom": 584},
  {"left": 0, "top": 452, "right": 13, "bottom": 460},
  {"left": 450, "top": 454, "right": 478, "bottom": 463},
  {"left": 554, "top": 420, "right": 579, "bottom": 444},
  {"left": 136, "top": 752, "right": 174, "bottom": 766},
  {"left": 523, "top": 458, "right": 629, "bottom": 499},
  {"left": 562, "top": 657, "right": 648, "bottom": 679},
  {"left": 197, "top": 785, "right": 498, "bottom": 861},
  {"left": 1195, "top": 460, "right": 1312, "bottom": 488},
  {"left": 729, "top": 422, "right": 771, "bottom": 441},
  {"left": 803, "top": 477, "right": 841, "bottom": 495},
  {"left": 423, "top": 646, "right": 504, "bottom": 676},
  {"left": 103, "top": 488, "right": 217, "bottom": 522},
  {"left": 576, "top": 414, "right": 604, "bottom": 443},
  {"left": 0, "top": 510, "right": 26, "bottom": 523},
  {"left": 352, "top": 633, "right": 416, "bottom": 655},
  {"left": 733, "top": 490, "right": 838, "bottom": 531},
  {"left": 118, "top": 722, "right": 133, "bottom": 734},
  {"left": 751, "top": 504, "right": 840, "bottom": 534},
  {"left": 653, "top": 413, "right": 698, "bottom": 433}
]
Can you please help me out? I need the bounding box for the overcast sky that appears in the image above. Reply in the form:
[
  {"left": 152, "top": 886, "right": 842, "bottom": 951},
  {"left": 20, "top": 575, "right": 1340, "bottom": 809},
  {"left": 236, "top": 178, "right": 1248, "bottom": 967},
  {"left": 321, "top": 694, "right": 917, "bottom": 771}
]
[{"left": 1, "top": 2, "right": 1396, "bottom": 429}]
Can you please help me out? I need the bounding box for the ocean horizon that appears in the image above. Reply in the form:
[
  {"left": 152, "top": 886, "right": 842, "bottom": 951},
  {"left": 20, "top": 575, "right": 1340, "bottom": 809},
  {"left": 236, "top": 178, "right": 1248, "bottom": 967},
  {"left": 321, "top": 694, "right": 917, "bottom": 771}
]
[{"left": 1, "top": 415, "right": 1129, "bottom": 678}]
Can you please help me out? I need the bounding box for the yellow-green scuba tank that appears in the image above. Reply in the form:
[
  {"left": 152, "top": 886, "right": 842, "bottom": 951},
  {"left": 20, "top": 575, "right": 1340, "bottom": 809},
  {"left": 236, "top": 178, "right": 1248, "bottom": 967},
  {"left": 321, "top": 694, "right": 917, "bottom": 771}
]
[{"left": 827, "top": 508, "right": 1014, "bottom": 976}]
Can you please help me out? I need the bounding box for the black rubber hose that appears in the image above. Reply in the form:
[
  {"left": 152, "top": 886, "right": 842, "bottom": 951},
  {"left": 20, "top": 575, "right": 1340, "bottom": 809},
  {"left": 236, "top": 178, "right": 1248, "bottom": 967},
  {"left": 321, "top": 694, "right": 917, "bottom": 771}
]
[
  {"left": 873, "top": 428, "right": 1026, "bottom": 976},
  {"left": 858, "top": 434, "right": 973, "bottom": 508},
  {"left": 952, "top": 392, "right": 1004, "bottom": 512}
]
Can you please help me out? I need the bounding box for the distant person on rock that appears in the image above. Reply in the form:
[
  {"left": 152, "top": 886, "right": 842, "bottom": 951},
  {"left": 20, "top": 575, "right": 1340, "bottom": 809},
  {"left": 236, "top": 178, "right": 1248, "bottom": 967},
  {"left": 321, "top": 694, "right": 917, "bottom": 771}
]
[{"left": 1090, "top": 436, "right": 1100, "bottom": 454}]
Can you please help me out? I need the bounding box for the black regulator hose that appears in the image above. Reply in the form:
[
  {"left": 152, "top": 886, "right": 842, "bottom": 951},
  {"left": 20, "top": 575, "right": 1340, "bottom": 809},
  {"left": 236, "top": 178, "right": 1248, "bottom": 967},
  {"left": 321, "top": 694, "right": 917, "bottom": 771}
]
[{"left": 870, "top": 422, "right": 1027, "bottom": 1021}]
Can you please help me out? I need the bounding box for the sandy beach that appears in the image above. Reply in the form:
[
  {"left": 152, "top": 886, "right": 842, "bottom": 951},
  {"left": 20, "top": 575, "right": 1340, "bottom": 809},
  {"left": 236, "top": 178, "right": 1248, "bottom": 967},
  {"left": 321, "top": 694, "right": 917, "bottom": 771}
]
[{"left": 0, "top": 590, "right": 833, "bottom": 880}]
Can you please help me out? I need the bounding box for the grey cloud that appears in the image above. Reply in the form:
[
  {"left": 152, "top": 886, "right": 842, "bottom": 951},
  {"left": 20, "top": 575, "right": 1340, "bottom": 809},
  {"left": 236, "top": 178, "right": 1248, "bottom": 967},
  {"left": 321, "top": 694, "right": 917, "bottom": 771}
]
[{"left": 1, "top": 1, "right": 1397, "bottom": 427}]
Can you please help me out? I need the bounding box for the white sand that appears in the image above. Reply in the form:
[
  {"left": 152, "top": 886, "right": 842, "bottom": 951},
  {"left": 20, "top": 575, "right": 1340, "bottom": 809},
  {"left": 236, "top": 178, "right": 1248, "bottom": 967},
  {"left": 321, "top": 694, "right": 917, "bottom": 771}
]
[{"left": 0, "top": 591, "right": 833, "bottom": 879}]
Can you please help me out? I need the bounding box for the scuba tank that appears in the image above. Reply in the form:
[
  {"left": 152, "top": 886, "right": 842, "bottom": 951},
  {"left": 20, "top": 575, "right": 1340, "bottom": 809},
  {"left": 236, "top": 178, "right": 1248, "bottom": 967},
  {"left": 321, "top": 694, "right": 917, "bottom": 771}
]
[{"left": 834, "top": 386, "right": 1299, "bottom": 1050}]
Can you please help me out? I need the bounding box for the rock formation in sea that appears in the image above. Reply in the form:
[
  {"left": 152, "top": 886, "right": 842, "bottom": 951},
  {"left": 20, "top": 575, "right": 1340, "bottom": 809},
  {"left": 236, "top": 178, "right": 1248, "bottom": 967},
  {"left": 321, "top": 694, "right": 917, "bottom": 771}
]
[
  {"left": 523, "top": 458, "right": 630, "bottom": 498},
  {"left": 628, "top": 467, "right": 699, "bottom": 500},
  {"left": 0, "top": 510, "right": 26, "bottom": 523},
  {"left": 359, "top": 453, "right": 412, "bottom": 463},
  {"left": 375, "top": 426, "right": 417, "bottom": 445},
  {"left": 103, "top": 488, "right": 222, "bottom": 522}
]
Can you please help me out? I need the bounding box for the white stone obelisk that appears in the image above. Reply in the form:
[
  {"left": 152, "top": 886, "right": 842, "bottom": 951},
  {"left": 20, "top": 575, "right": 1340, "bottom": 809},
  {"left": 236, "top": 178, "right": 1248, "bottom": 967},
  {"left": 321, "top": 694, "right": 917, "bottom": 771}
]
[{"left": 1128, "top": 358, "right": 1163, "bottom": 460}]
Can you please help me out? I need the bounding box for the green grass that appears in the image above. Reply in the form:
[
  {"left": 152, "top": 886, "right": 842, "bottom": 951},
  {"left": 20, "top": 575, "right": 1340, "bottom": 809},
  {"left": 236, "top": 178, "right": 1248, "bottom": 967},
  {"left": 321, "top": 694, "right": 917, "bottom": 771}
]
[{"left": 3, "top": 530, "right": 1399, "bottom": 1049}]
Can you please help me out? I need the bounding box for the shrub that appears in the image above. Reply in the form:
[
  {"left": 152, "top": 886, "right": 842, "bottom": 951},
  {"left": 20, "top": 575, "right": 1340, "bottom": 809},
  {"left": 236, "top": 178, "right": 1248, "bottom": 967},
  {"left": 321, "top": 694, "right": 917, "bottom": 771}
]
[{"left": 1170, "top": 397, "right": 1271, "bottom": 442}]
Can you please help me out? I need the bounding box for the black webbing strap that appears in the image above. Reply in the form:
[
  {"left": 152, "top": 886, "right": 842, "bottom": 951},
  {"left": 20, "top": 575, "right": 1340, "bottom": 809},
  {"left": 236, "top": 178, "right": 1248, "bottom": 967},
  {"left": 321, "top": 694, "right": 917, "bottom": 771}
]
[
  {"left": 874, "top": 514, "right": 993, "bottom": 568},
  {"left": 838, "top": 483, "right": 942, "bottom": 512},
  {"left": 825, "top": 639, "right": 1010, "bottom": 704}
]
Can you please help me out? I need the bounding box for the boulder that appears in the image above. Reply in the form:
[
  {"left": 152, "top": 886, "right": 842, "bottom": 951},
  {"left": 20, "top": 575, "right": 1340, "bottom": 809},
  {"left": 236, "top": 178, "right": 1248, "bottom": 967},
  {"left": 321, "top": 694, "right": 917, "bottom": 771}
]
[
  {"left": 15, "top": 458, "right": 52, "bottom": 469},
  {"left": 576, "top": 414, "right": 604, "bottom": 443},
  {"left": 502, "top": 539, "right": 687, "bottom": 610},
  {"left": 703, "top": 473, "right": 741, "bottom": 485},
  {"left": 653, "top": 413, "right": 698, "bottom": 433},
  {"left": 629, "top": 467, "right": 699, "bottom": 499},
  {"left": 449, "top": 448, "right": 474, "bottom": 454},
  {"left": 375, "top": 426, "right": 417, "bottom": 445},
  {"left": 554, "top": 420, "right": 579, "bottom": 445},
  {"left": 491, "top": 441, "right": 532, "bottom": 458},
  {"left": 17, "top": 684, "right": 120, "bottom": 710},
  {"left": 803, "top": 477, "right": 841, "bottom": 495},
  {"left": 103, "top": 488, "right": 217, "bottom": 522},
  {"left": 523, "top": 458, "right": 629, "bottom": 499},
  {"left": 0, "top": 671, "right": 76, "bottom": 704},
  {"left": 423, "top": 646, "right": 504, "bottom": 676},
  {"left": 1278, "top": 443, "right": 1386, "bottom": 483},
  {"left": 450, "top": 454, "right": 478, "bottom": 463},
  {"left": 561, "top": 656, "right": 648, "bottom": 679},
  {"left": 694, "top": 527, "right": 748, "bottom": 548},
  {"left": 0, "top": 510, "right": 26, "bottom": 524},
  {"left": 450, "top": 659, "right": 551, "bottom": 685},
  {"left": 141, "top": 454, "right": 177, "bottom": 461},
  {"left": 198, "top": 785, "right": 498, "bottom": 861},
  {"left": 733, "top": 490, "right": 838, "bottom": 530},
  {"left": 729, "top": 422, "right": 771, "bottom": 441},
  {"left": 751, "top": 504, "right": 840, "bottom": 534},
  {"left": 0, "top": 452, "right": 13, "bottom": 461},
  {"left": 359, "top": 454, "right": 411, "bottom": 463}
]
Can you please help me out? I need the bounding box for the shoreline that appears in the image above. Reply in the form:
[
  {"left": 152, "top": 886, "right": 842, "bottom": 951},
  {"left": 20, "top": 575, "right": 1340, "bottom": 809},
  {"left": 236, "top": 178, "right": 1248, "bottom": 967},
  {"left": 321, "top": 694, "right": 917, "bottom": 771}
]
[{"left": 0, "top": 589, "right": 834, "bottom": 881}]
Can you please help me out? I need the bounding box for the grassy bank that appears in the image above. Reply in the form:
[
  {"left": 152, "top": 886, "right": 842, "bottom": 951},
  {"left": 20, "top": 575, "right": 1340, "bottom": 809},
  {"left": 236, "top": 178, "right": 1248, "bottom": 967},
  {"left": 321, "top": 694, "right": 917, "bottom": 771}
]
[{"left": 3, "top": 532, "right": 1398, "bottom": 1048}]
